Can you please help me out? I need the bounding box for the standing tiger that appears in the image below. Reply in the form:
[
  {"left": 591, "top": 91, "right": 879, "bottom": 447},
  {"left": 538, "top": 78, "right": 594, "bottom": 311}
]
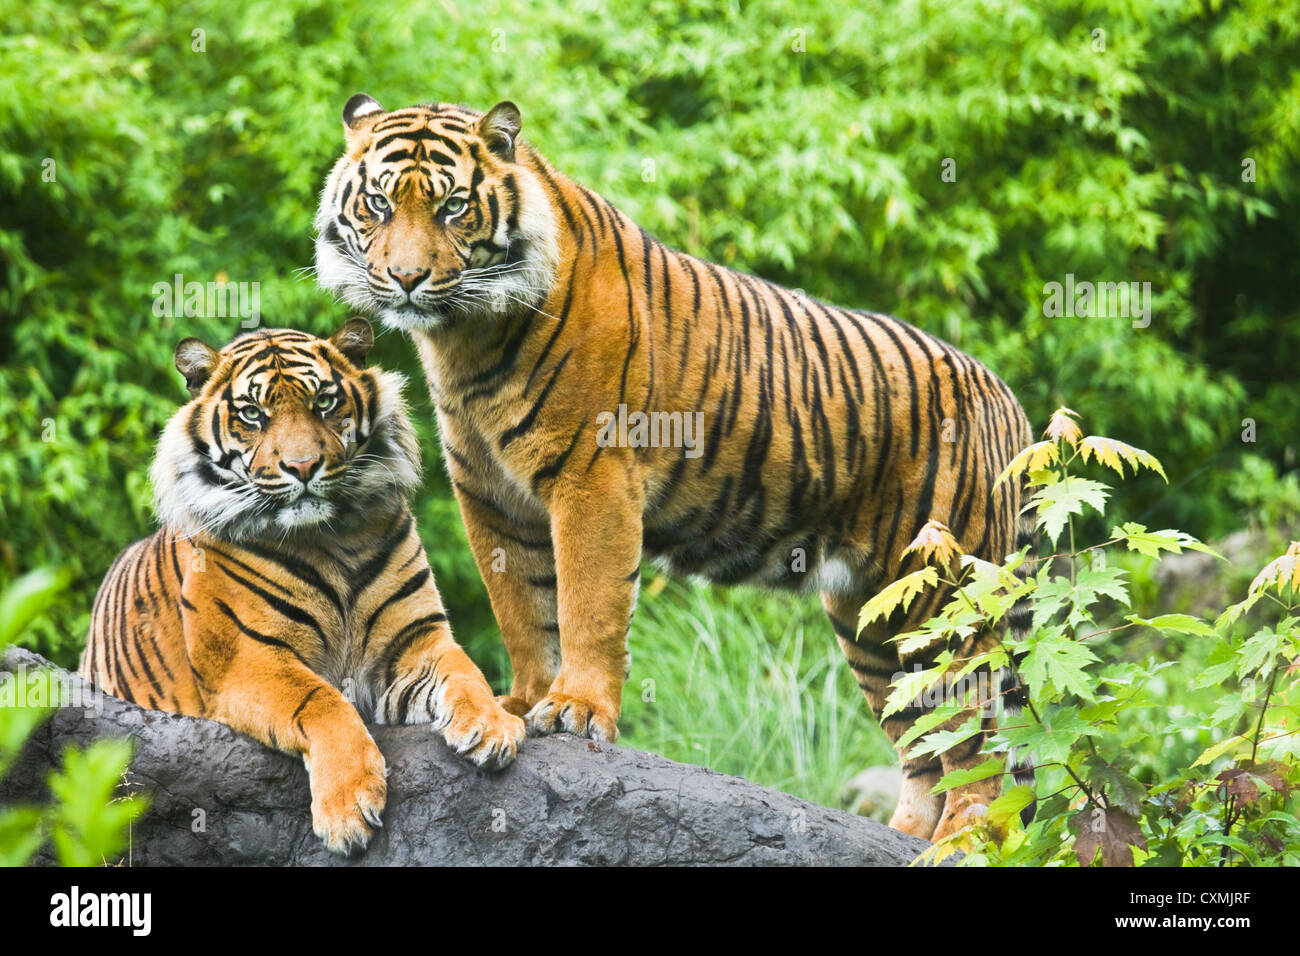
[
  {"left": 80, "top": 320, "right": 525, "bottom": 854},
  {"left": 314, "top": 94, "right": 1034, "bottom": 842}
]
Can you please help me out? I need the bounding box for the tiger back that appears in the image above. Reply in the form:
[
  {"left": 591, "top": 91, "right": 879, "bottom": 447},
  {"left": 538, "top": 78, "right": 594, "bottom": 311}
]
[{"left": 80, "top": 319, "right": 524, "bottom": 854}]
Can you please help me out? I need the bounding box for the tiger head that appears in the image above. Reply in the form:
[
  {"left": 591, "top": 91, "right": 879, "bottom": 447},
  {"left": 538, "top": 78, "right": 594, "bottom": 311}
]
[
  {"left": 151, "top": 319, "right": 421, "bottom": 541},
  {"left": 314, "top": 94, "right": 559, "bottom": 333}
]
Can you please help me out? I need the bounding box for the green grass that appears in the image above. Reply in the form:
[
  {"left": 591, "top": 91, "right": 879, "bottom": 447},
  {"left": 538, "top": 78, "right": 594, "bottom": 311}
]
[{"left": 618, "top": 573, "right": 894, "bottom": 812}]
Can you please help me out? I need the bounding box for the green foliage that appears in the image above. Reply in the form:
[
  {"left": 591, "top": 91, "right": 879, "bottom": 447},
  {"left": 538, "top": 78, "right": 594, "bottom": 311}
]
[
  {"left": 0, "top": 566, "right": 68, "bottom": 648},
  {"left": 864, "top": 410, "right": 1300, "bottom": 866},
  {"left": 0, "top": 570, "right": 147, "bottom": 866},
  {"left": 1228, "top": 455, "right": 1300, "bottom": 535},
  {"left": 45, "top": 738, "right": 144, "bottom": 867}
]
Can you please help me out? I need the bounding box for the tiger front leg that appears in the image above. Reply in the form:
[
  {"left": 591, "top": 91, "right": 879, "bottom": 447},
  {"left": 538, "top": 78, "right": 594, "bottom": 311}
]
[
  {"left": 451, "top": 479, "right": 561, "bottom": 717},
  {"left": 527, "top": 460, "right": 642, "bottom": 742},
  {"left": 200, "top": 642, "right": 387, "bottom": 856},
  {"left": 371, "top": 615, "right": 525, "bottom": 771}
]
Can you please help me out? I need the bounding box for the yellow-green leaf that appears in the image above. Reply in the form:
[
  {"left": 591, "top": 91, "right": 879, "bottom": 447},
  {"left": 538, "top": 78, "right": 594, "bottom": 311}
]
[
  {"left": 930, "top": 756, "right": 1004, "bottom": 795},
  {"left": 988, "top": 785, "right": 1036, "bottom": 828},
  {"left": 1192, "top": 733, "right": 1250, "bottom": 767},
  {"left": 858, "top": 567, "right": 938, "bottom": 632},
  {"left": 995, "top": 440, "right": 1060, "bottom": 488},
  {"left": 1078, "top": 436, "right": 1167, "bottom": 482},
  {"left": 1043, "top": 407, "right": 1082, "bottom": 447}
]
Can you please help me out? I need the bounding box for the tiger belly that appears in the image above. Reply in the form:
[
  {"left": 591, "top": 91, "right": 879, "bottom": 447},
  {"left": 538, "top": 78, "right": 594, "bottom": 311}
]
[{"left": 644, "top": 507, "right": 873, "bottom": 594}]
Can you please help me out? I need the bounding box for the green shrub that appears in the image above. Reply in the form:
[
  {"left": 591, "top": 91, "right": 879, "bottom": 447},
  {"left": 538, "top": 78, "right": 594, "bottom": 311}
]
[
  {"left": 864, "top": 409, "right": 1300, "bottom": 866},
  {"left": 0, "top": 569, "right": 147, "bottom": 866}
]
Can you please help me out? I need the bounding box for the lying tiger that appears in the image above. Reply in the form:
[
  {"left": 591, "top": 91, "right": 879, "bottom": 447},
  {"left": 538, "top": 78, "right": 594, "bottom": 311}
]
[{"left": 80, "top": 319, "right": 524, "bottom": 854}]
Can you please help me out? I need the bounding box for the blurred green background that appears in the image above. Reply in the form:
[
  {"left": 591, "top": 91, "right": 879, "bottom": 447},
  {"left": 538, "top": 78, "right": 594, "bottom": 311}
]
[{"left": 2, "top": 0, "right": 1297, "bottom": 809}]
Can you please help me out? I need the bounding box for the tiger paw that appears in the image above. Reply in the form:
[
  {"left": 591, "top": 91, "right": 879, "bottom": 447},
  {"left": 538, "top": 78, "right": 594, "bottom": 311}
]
[
  {"left": 526, "top": 692, "right": 619, "bottom": 742},
  {"left": 931, "top": 799, "right": 990, "bottom": 842},
  {"left": 307, "top": 744, "right": 388, "bottom": 856},
  {"left": 441, "top": 700, "right": 526, "bottom": 770}
]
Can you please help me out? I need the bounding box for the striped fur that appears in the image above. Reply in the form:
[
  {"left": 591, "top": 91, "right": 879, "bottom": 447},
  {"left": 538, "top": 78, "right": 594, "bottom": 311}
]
[
  {"left": 80, "top": 322, "right": 524, "bottom": 854},
  {"left": 315, "top": 95, "right": 1034, "bottom": 841}
]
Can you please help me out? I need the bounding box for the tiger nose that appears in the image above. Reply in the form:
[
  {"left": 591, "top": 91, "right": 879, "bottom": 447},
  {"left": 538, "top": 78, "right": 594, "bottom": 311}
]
[
  {"left": 281, "top": 455, "right": 322, "bottom": 484},
  {"left": 389, "top": 267, "right": 430, "bottom": 293}
]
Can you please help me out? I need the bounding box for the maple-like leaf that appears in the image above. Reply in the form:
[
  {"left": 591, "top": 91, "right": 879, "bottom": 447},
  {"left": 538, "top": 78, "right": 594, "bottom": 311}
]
[
  {"left": 1126, "top": 612, "right": 1215, "bottom": 637},
  {"left": 1192, "top": 732, "right": 1250, "bottom": 767},
  {"left": 1020, "top": 631, "right": 1100, "bottom": 702},
  {"left": 1216, "top": 768, "right": 1261, "bottom": 805},
  {"left": 1078, "top": 436, "right": 1168, "bottom": 482},
  {"left": 995, "top": 440, "right": 1060, "bottom": 487},
  {"left": 1111, "top": 522, "right": 1221, "bottom": 559},
  {"left": 896, "top": 702, "right": 966, "bottom": 752},
  {"left": 929, "top": 756, "right": 1004, "bottom": 795},
  {"left": 1002, "top": 703, "right": 1102, "bottom": 765},
  {"left": 1043, "top": 406, "right": 1082, "bottom": 447},
  {"left": 1217, "top": 591, "right": 1264, "bottom": 631},
  {"left": 1242, "top": 760, "right": 1290, "bottom": 796},
  {"left": 881, "top": 651, "right": 952, "bottom": 718},
  {"left": 988, "top": 785, "right": 1036, "bottom": 828},
  {"left": 1028, "top": 477, "right": 1110, "bottom": 547},
  {"left": 909, "top": 713, "right": 985, "bottom": 761},
  {"left": 1235, "top": 626, "right": 1287, "bottom": 678},
  {"left": 858, "top": 567, "right": 939, "bottom": 632},
  {"left": 1071, "top": 806, "right": 1147, "bottom": 867},
  {"left": 903, "top": 519, "right": 961, "bottom": 569},
  {"left": 1248, "top": 541, "right": 1300, "bottom": 596},
  {"left": 1083, "top": 755, "right": 1146, "bottom": 817}
]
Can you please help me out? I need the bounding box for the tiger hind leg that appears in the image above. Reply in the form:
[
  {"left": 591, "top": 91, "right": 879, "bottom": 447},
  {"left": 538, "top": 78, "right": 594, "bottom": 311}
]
[
  {"left": 930, "top": 710, "right": 1001, "bottom": 841},
  {"left": 824, "top": 593, "right": 944, "bottom": 840},
  {"left": 929, "top": 629, "right": 1008, "bottom": 841}
]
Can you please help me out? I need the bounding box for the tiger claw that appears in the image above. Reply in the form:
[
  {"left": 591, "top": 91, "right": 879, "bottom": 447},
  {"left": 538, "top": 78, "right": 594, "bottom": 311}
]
[
  {"left": 526, "top": 692, "right": 619, "bottom": 742},
  {"left": 441, "top": 702, "right": 526, "bottom": 771}
]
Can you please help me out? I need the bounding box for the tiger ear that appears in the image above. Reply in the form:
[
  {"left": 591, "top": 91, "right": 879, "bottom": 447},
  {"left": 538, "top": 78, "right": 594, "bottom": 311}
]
[
  {"left": 479, "top": 101, "right": 521, "bottom": 161},
  {"left": 331, "top": 316, "right": 374, "bottom": 367},
  {"left": 174, "top": 338, "right": 219, "bottom": 397},
  {"left": 342, "top": 93, "right": 385, "bottom": 148}
]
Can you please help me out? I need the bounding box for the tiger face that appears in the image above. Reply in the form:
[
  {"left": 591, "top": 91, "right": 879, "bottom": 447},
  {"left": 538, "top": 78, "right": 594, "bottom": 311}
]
[
  {"left": 150, "top": 319, "right": 421, "bottom": 540},
  {"left": 314, "top": 94, "right": 559, "bottom": 332}
]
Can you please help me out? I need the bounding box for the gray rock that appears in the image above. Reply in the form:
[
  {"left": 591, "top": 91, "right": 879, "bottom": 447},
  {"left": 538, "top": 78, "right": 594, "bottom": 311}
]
[
  {"left": 1, "top": 648, "right": 932, "bottom": 866},
  {"left": 842, "top": 765, "right": 903, "bottom": 818}
]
